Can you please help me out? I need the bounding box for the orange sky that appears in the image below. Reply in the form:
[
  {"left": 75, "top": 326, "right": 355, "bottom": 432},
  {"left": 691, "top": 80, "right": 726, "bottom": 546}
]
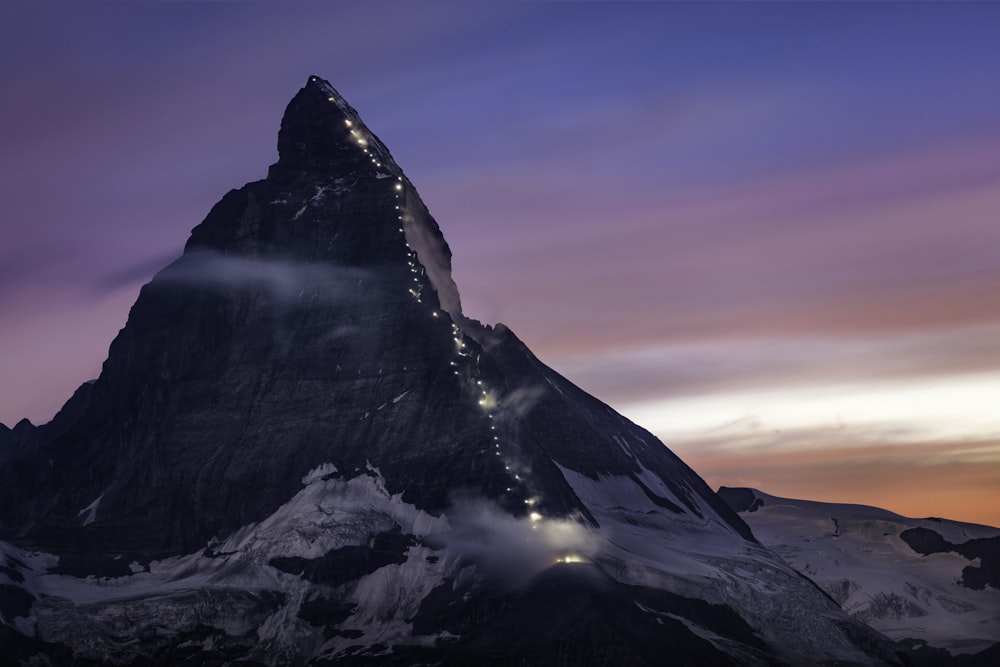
[{"left": 681, "top": 440, "right": 1000, "bottom": 528}]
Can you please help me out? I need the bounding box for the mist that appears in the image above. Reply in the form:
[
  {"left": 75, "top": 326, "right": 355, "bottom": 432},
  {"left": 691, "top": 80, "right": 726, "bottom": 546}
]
[
  {"left": 430, "top": 496, "right": 598, "bottom": 587},
  {"left": 156, "top": 250, "right": 374, "bottom": 306}
]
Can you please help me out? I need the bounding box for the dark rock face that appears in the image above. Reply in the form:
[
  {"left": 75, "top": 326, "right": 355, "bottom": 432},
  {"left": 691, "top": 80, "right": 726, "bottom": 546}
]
[
  {"left": 900, "top": 527, "right": 1000, "bottom": 590},
  {"left": 0, "top": 77, "right": 904, "bottom": 666},
  {"left": 269, "top": 529, "right": 414, "bottom": 585},
  {"left": 718, "top": 486, "right": 765, "bottom": 513},
  {"left": 408, "top": 564, "right": 759, "bottom": 666}
]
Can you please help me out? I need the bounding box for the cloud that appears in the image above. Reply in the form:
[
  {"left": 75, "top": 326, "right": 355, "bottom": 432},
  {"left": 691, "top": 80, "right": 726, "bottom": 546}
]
[
  {"left": 429, "top": 496, "right": 597, "bottom": 587},
  {"left": 153, "top": 250, "right": 372, "bottom": 306},
  {"left": 500, "top": 385, "right": 547, "bottom": 419},
  {"left": 618, "top": 370, "right": 1000, "bottom": 452},
  {"left": 552, "top": 325, "right": 1000, "bottom": 405},
  {"left": 94, "top": 250, "right": 183, "bottom": 294},
  {"left": 400, "top": 195, "right": 463, "bottom": 317}
]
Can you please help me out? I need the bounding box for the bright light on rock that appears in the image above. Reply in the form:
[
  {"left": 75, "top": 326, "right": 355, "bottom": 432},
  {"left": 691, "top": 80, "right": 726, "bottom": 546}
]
[{"left": 555, "top": 554, "right": 586, "bottom": 564}]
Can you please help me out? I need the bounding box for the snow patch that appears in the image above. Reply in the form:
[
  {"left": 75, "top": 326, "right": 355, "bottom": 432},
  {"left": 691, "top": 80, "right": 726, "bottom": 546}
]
[
  {"left": 324, "top": 546, "right": 463, "bottom": 657},
  {"left": 76, "top": 493, "right": 104, "bottom": 526},
  {"left": 215, "top": 467, "right": 445, "bottom": 562},
  {"left": 310, "top": 185, "right": 329, "bottom": 203},
  {"left": 301, "top": 462, "right": 338, "bottom": 485}
]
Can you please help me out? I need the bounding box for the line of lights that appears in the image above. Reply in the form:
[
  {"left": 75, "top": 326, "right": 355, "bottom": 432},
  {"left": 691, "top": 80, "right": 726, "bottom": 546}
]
[{"left": 330, "top": 94, "right": 538, "bottom": 522}]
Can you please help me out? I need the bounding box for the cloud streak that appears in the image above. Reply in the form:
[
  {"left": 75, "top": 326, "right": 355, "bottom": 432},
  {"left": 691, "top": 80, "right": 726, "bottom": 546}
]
[
  {"left": 552, "top": 324, "right": 1000, "bottom": 404},
  {"left": 154, "top": 250, "right": 372, "bottom": 306}
]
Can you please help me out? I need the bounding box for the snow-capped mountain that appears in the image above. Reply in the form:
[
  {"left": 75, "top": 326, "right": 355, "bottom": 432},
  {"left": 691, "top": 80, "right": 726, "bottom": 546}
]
[
  {"left": 718, "top": 487, "right": 1000, "bottom": 662},
  {"left": 1, "top": 77, "right": 902, "bottom": 666}
]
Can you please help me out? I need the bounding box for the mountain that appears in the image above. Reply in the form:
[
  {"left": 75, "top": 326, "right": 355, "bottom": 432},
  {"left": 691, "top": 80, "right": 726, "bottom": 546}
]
[
  {"left": 0, "top": 76, "right": 903, "bottom": 666},
  {"left": 718, "top": 487, "right": 1000, "bottom": 664}
]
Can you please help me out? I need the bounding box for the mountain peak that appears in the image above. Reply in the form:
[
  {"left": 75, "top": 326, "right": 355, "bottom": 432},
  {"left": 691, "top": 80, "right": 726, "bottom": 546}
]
[
  {"left": 272, "top": 75, "right": 397, "bottom": 177},
  {"left": 186, "top": 76, "right": 465, "bottom": 317}
]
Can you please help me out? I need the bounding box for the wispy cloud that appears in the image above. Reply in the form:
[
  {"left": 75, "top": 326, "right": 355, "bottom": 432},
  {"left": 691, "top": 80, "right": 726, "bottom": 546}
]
[
  {"left": 154, "top": 250, "right": 373, "bottom": 305},
  {"left": 618, "top": 371, "right": 1000, "bottom": 451},
  {"left": 552, "top": 325, "right": 1000, "bottom": 404}
]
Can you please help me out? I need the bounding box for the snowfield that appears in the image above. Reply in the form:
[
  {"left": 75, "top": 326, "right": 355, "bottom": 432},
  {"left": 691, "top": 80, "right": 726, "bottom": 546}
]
[{"left": 719, "top": 487, "right": 1000, "bottom": 655}]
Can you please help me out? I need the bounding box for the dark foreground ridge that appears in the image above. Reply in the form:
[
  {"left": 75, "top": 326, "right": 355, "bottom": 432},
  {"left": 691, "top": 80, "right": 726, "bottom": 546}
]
[{"left": 0, "top": 77, "right": 906, "bottom": 666}]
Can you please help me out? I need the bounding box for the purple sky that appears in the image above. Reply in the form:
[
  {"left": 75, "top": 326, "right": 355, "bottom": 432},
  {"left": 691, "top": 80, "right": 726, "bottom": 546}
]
[{"left": 2, "top": 2, "right": 999, "bottom": 525}]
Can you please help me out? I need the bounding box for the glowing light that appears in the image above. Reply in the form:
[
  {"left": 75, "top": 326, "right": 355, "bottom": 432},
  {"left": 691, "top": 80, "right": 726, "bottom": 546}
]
[
  {"left": 344, "top": 120, "right": 352, "bottom": 127},
  {"left": 394, "top": 183, "right": 403, "bottom": 191},
  {"left": 524, "top": 498, "right": 537, "bottom": 506},
  {"left": 555, "top": 555, "right": 585, "bottom": 564},
  {"left": 529, "top": 512, "right": 543, "bottom": 522}
]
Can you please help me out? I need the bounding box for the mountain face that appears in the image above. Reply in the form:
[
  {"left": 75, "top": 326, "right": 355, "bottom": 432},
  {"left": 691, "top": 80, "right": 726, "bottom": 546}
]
[
  {"left": 718, "top": 487, "right": 1000, "bottom": 663},
  {"left": 0, "top": 77, "right": 903, "bottom": 666}
]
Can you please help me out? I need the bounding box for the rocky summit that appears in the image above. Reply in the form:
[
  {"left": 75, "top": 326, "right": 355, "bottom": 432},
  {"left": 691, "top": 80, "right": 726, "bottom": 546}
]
[{"left": 0, "top": 77, "right": 905, "bottom": 666}]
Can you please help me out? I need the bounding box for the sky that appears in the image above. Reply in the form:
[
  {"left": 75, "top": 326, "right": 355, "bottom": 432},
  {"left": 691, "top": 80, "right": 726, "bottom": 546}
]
[{"left": 1, "top": 1, "right": 999, "bottom": 526}]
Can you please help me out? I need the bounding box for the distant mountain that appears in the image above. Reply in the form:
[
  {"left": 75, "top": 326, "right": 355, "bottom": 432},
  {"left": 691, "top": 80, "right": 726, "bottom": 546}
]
[
  {"left": 0, "top": 76, "right": 903, "bottom": 666},
  {"left": 718, "top": 487, "right": 1000, "bottom": 664}
]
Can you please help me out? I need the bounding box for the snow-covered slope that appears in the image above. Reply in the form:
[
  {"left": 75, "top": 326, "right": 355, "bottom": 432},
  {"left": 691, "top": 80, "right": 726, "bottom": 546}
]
[
  {"left": 718, "top": 487, "right": 1000, "bottom": 656},
  {"left": 1, "top": 466, "right": 896, "bottom": 666}
]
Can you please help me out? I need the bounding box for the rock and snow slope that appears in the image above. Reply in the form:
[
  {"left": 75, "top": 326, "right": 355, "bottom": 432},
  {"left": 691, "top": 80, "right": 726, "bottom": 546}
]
[
  {"left": 1, "top": 77, "right": 902, "bottom": 665},
  {"left": 719, "top": 487, "right": 1000, "bottom": 658}
]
